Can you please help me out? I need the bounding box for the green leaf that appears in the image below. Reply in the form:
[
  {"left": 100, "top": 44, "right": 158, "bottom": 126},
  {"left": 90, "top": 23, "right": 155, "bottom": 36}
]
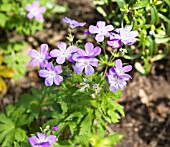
[
  {"left": 150, "top": 5, "right": 159, "bottom": 24},
  {"left": 162, "top": 0, "right": 170, "bottom": 7},
  {"left": 0, "top": 13, "right": 8, "bottom": 27},
  {"left": 124, "top": 53, "right": 141, "bottom": 60},
  {"left": 135, "top": 62, "right": 145, "bottom": 75},
  {"left": 132, "top": 0, "right": 149, "bottom": 10},
  {"left": 96, "top": 6, "right": 107, "bottom": 17},
  {"left": 149, "top": 36, "right": 157, "bottom": 55},
  {"left": 115, "top": 0, "right": 126, "bottom": 9},
  {"left": 150, "top": 54, "right": 166, "bottom": 62}
]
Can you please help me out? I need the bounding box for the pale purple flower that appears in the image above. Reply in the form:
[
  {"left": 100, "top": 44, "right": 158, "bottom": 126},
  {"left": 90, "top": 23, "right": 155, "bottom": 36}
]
[
  {"left": 63, "top": 17, "right": 86, "bottom": 28},
  {"left": 50, "top": 42, "right": 78, "bottom": 64},
  {"left": 28, "top": 132, "right": 57, "bottom": 147},
  {"left": 29, "top": 44, "right": 51, "bottom": 68},
  {"left": 89, "top": 21, "right": 114, "bottom": 42},
  {"left": 109, "top": 59, "right": 132, "bottom": 79},
  {"left": 53, "top": 126, "right": 59, "bottom": 131},
  {"left": 106, "top": 59, "right": 132, "bottom": 92},
  {"left": 107, "top": 74, "right": 127, "bottom": 92},
  {"left": 109, "top": 25, "right": 138, "bottom": 45},
  {"left": 26, "top": 1, "right": 46, "bottom": 21},
  {"left": 39, "top": 62, "right": 63, "bottom": 86},
  {"left": 72, "top": 42, "right": 101, "bottom": 75}
]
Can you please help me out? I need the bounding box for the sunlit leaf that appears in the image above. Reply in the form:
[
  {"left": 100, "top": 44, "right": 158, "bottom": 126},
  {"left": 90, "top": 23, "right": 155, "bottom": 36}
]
[
  {"left": 0, "top": 65, "right": 14, "bottom": 78},
  {"left": 0, "top": 77, "right": 6, "bottom": 95}
]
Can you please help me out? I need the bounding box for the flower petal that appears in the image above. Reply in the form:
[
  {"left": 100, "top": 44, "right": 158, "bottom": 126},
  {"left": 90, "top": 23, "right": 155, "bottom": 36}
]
[
  {"left": 130, "top": 31, "right": 138, "bottom": 37},
  {"left": 66, "top": 45, "right": 78, "bottom": 54},
  {"left": 95, "top": 34, "right": 104, "bottom": 42},
  {"left": 105, "top": 25, "right": 114, "bottom": 32},
  {"left": 73, "top": 64, "right": 84, "bottom": 74},
  {"left": 85, "top": 65, "right": 94, "bottom": 75},
  {"left": 107, "top": 39, "right": 122, "bottom": 48},
  {"left": 40, "top": 44, "right": 48, "bottom": 55},
  {"left": 26, "top": 4, "right": 32, "bottom": 11},
  {"left": 27, "top": 12, "right": 34, "bottom": 19},
  {"left": 46, "top": 135, "right": 57, "bottom": 144},
  {"left": 29, "top": 50, "right": 40, "bottom": 58},
  {"left": 45, "top": 77, "right": 53, "bottom": 86},
  {"left": 56, "top": 56, "right": 66, "bottom": 64},
  {"left": 29, "top": 59, "right": 39, "bottom": 67},
  {"left": 89, "top": 58, "right": 98, "bottom": 67},
  {"left": 122, "top": 65, "right": 132, "bottom": 72},
  {"left": 37, "top": 132, "right": 46, "bottom": 141},
  {"left": 40, "top": 60, "right": 48, "bottom": 68},
  {"left": 35, "top": 14, "right": 43, "bottom": 21},
  {"left": 125, "top": 25, "right": 132, "bottom": 32},
  {"left": 38, "top": 70, "right": 49, "bottom": 78},
  {"left": 50, "top": 49, "right": 61, "bottom": 57},
  {"left": 85, "top": 42, "right": 94, "bottom": 55},
  {"left": 33, "top": 1, "right": 39, "bottom": 7},
  {"left": 96, "top": 21, "right": 106, "bottom": 28},
  {"left": 89, "top": 25, "right": 99, "bottom": 34},
  {"left": 54, "top": 75, "right": 63, "bottom": 85},
  {"left": 115, "top": 59, "right": 122, "bottom": 68},
  {"left": 39, "top": 7, "right": 46, "bottom": 13},
  {"left": 46, "top": 62, "right": 54, "bottom": 71},
  {"left": 54, "top": 65, "right": 62, "bottom": 74},
  {"left": 109, "top": 85, "right": 118, "bottom": 92},
  {"left": 119, "top": 80, "right": 127, "bottom": 90},
  {"left": 57, "top": 42, "right": 67, "bottom": 52},
  {"left": 108, "top": 67, "right": 116, "bottom": 76},
  {"left": 91, "top": 46, "right": 101, "bottom": 56},
  {"left": 28, "top": 136, "right": 39, "bottom": 146}
]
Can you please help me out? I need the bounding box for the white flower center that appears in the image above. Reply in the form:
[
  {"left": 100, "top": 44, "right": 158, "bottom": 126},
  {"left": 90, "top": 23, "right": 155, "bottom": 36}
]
[
  {"left": 113, "top": 41, "right": 119, "bottom": 48},
  {"left": 48, "top": 71, "right": 56, "bottom": 78},
  {"left": 83, "top": 59, "right": 89, "bottom": 65},
  {"left": 38, "top": 54, "right": 45, "bottom": 62},
  {"left": 31, "top": 8, "right": 39, "bottom": 16}
]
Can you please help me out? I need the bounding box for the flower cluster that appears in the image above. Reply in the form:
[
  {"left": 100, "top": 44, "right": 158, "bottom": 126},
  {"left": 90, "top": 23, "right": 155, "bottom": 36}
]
[
  {"left": 26, "top": 1, "right": 46, "bottom": 21},
  {"left": 29, "top": 42, "right": 101, "bottom": 86},
  {"left": 29, "top": 17, "right": 138, "bottom": 92},
  {"left": 87, "top": 21, "right": 138, "bottom": 49}
]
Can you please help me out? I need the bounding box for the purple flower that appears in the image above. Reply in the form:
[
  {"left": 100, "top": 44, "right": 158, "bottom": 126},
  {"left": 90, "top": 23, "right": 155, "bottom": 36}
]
[
  {"left": 106, "top": 59, "right": 132, "bottom": 92},
  {"left": 109, "top": 25, "right": 138, "bottom": 45},
  {"left": 63, "top": 17, "right": 86, "bottom": 28},
  {"left": 28, "top": 132, "right": 57, "bottom": 147},
  {"left": 72, "top": 42, "right": 101, "bottom": 75},
  {"left": 107, "top": 75, "right": 127, "bottom": 92},
  {"left": 109, "top": 59, "right": 132, "bottom": 79},
  {"left": 88, "top": 21, "right": 114, "bottom": 42},
  {"left": 39, "top": 62, "right": 63, "bottom": 86},
  {"left": 29, "top": 44, "right": 51, "bottom": 68},
  {"left": 53, "top": 126, "right": 59, "bottom": 131},
  {"left": 50, "top": 42, "right": 78, "bottom": 64},
  {"left": 26, "top": 1, "right": 46, "bottom": 21}
]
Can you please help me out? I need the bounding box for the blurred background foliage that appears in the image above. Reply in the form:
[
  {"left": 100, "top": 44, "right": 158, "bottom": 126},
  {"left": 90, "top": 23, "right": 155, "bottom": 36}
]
[
  {"left": 93, "top": 0, "right": 170, "bottom": 75},
  {"left": 0, "top": 0, "right": 67, "bottom": 95}
]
